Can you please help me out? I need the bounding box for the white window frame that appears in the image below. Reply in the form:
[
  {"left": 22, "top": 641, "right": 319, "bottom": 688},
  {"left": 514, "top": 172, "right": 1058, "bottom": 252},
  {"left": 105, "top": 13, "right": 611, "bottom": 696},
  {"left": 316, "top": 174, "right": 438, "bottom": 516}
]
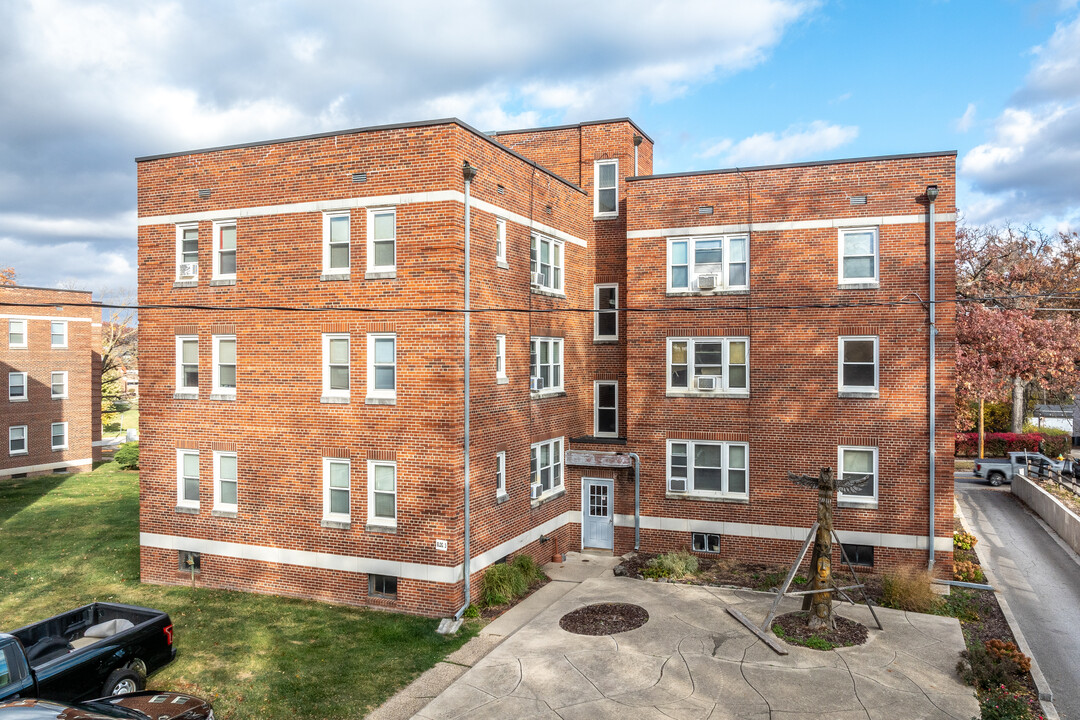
[
  {"left": 667, "top": 235, "right": 749, "bottom": 292},
  {"left": 593, "top": 380, "right": 618, "bottom": 438},
  {"left": 213, "top": 450, "right": 239, "bottom": 512},
  {"left": 212, "top": 220, "right": 237, "bottom": 281},
  {"left": 176, "top": 223, "right": 199, "bottom": 280},
  {"left": 367, "top": 459, "right": 397, "bottom": 528},
  {"left": 594, "top": 158, "right": 619, "bottom": 218},
  {"left": 51, "top": 422, "right": 68, "bottom": 451},
  {"left": 838, "top": 336, "right": 879, "bottom": 393},
  {"left": 8, "top": 372, "right": 28, "bottom": 402},
  {"left": 8, "top": 425, "right": 28, "bottom": 456},
  {"left": 529, "top": 233, "right": 564, "bottom": 294},
  {"left": 366, "top": 333, "right": 397, "bottom": 400},
  {"left": 496, "top": 451, "right": 506, "bottom": 499},
  {"left": 322, "top": 210, "right": 351, "bottom": 275},
  {"left": 666, "top": 439, "right": 749, "bottom": 499},
  {"left": 322, "top": 333, "right": 350, "bottom": 399},
  {"left": 51, "top": 371, "right": 68, "bottom": 399},
  {"left": 529, "top": 336, "right": 563, "bottom": 393},
  {"left": 495, "top": 334, "right": 507, "bottom": 381},
  {"left": 594, "top": 283, "right": 618, "bottom": 340},
  {"left": 323, "top": 458, "right": 352, "bottom": 523},
  {"left": 8, "top": 319, "right": 27, "bottom": 349},
  {"left": 666, "top": 336, "right": 749, "bottom": 395},
  {"left": 212, "top": 335, "right": 237, "bottom": 395},
  {"left": 366, "top": 207, "right": 397, "bottom": 273},
  {"left": 530, "top": 437, "right": 564, "bottom": 497},
  {"left": 176, "top": 449, "right": 200, "bottom": 509},
  {"left": 495, "top": 217, "right": 507, "bottom": 264},
  {"left": 175, "top": 335, "right": 198, "bottom": 394},
  {"left": 50, "top": 321, "right": 68, "bottom": 348},
  {"left": 837, "top": 445, "right": 878, "bottom": 505},
  {"left": 838, "top": 227, "right": 879, "bottom": 284}
]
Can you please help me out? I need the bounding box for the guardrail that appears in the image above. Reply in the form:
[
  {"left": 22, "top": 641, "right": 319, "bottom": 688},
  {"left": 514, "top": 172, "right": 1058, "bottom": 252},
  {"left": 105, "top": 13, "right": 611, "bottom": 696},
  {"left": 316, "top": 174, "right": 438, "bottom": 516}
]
[{"left": 1024, "top": 456, "right": 1080, "bottom": 496}]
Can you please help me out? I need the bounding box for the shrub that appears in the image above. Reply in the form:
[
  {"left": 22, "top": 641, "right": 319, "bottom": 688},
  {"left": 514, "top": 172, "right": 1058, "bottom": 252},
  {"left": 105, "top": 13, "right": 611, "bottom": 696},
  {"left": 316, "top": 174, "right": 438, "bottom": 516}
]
[
  {"left": 881, "top": 566, "right": 937, "bottom": 613},
  {"left": 954, "top": 432, "right": 1069, "bottom": 458},
  {"left": 953, "top": 560, "right": 985, "bottom": 584},
  {"left": 986, "top": 640, "right": 1031, "bottom": 673},
  {"left": 957, "top": 641, "right": 1028, "bottom": 693},
  {"left": 114, "top": 442, "right": 139, "bottom": 470},
  {"left": 511, "top": 554, "right": 545, "bottom": 586},
  {"left": 977, "top": 685, "right": 1040, "bottom": 720},
  {"left": 478, "top": 562, "right": 527, "bottom": 607},
  {"left": 953, "top": 530, "right": 978, "bottom": 551},
  {"left": 643, "top": 550, "right": 699, "bottom": 580}
]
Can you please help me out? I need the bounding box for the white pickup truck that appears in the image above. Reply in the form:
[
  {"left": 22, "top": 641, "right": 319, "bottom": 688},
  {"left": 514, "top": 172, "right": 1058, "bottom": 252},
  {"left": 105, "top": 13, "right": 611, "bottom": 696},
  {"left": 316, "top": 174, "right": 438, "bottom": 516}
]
[{"left": 973, "top": 451, "right": 1069, "bottom": 486}]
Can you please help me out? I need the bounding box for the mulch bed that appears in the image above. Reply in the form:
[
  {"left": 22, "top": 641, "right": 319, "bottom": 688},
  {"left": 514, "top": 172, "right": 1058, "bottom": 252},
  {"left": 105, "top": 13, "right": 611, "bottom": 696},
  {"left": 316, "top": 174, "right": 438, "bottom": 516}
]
[
  {"left": 478, "top": 576, "right": 550, "bottom": 620},
  {"left": 559, "top": 602, "right": 649, "bottom": 635},
  {"left": 773, "top": 611, "right": 868, "bottom": 649}
]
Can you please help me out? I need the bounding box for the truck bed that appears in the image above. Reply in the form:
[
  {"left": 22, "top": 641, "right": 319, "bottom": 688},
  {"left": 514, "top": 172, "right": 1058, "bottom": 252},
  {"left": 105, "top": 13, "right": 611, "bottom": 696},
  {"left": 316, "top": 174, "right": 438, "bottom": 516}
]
[{"left": 8, "top": 603, "right": 165, "bottom": 668}]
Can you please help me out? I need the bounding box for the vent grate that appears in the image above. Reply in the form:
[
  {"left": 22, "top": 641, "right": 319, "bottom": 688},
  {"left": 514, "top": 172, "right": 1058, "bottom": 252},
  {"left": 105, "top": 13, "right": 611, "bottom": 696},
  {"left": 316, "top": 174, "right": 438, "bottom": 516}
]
[
  {"left": 497, "top": 184, "right": 506, "bottom": 194},
  {"left": 698, "top": 206, "right": 714, "bottom": 215},
  {"left": 850, "top": 195, "right": 867, "bottom": 205},
  {"left": 197, "top": 189, "right": 211, "bottom": 199},
  {"left": 351, "top": 172, "right": 367, "bottom": 183}
]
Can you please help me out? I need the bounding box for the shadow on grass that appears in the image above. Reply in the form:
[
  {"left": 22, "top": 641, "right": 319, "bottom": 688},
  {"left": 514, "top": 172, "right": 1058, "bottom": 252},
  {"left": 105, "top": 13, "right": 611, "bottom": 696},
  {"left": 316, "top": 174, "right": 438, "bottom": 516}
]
[{"left": 0, "top": 473, "right": 71, "bottom": 523}]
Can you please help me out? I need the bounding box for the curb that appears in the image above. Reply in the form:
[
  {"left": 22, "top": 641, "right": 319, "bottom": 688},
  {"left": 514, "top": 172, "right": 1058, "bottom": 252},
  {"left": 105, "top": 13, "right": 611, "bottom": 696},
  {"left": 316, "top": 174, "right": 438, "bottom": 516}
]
[{"left": 954, "top": 497, "right": 1060, "bottom": 720}]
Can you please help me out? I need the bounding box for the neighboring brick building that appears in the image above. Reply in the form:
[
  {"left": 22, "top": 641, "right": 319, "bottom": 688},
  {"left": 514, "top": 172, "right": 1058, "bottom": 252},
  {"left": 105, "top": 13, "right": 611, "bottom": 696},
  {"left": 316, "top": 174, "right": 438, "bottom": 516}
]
[
  {"left": 136, "top": 118, "right": 956, "bottom": 616},
  {"left": 2, "top": 286, "right": 102, "bottom": 479}
]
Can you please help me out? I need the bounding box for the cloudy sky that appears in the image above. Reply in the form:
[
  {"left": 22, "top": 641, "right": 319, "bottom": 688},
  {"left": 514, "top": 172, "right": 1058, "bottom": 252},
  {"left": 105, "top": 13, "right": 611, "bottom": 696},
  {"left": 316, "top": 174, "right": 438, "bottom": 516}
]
[{"left": 2, "top": 0, "right": 1079, "bottom": 293}]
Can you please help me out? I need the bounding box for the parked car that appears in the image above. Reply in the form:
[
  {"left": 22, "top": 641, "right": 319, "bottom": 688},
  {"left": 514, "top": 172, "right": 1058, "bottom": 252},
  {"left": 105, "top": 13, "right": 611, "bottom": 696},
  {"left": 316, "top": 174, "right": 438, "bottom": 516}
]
[
  {"left": 0, "top": 692, "right": 213, "bottom": 719},
  {"left": 973, "top": 451, "right": 1068, "bottom": 486},
  {"left": 0, "top": 603, "right": 175, "bottom": 704}
]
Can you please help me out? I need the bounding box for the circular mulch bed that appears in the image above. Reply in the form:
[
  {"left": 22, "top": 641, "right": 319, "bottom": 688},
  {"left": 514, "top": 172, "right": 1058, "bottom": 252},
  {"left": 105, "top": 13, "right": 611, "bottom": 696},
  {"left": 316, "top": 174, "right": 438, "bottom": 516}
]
[
  {"left": 559, "top": 603, "right": 649, "bottom": 635},
  {"left": 772, "top": 611, "right": 868, "bottom": 650}
]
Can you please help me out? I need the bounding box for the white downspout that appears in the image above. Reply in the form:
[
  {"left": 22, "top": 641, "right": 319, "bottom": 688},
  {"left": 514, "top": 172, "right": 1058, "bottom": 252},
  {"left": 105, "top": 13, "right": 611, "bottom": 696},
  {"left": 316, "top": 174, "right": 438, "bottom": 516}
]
[
  {"left": 926, "top": 184, "right": 939, "bottom": 571},
  {"left": 455, "top": 161, "right": 478, "bottom": 620}
]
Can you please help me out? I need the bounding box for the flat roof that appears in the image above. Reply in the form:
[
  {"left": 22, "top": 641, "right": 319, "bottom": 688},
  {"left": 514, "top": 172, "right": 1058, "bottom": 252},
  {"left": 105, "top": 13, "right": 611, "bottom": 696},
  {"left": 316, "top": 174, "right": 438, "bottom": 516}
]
[
  {"left": 0, "top": 284, "right": 95, "bottom": 296},
  {"left": 627, "top": 150, "right": 957, "bottom": 181},
  {"left": 488, "top": 117, "right": 654, "bottom": 145},
  {"left": 135, "top": 118, "right": 586, "bottom": 195}
]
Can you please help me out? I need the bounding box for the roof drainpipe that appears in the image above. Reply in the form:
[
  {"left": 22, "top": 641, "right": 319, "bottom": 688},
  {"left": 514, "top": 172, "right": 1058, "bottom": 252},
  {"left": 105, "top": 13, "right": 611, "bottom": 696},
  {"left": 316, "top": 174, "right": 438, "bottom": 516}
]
[
  {"left": 630, "top": 453, "right": 641, "bottom": 550},
  {"left": 633, "top": 135, "right": 643, "bottom": 177},
  {"left": 926, "top": 184, "right": 939, "bottom": 572}
]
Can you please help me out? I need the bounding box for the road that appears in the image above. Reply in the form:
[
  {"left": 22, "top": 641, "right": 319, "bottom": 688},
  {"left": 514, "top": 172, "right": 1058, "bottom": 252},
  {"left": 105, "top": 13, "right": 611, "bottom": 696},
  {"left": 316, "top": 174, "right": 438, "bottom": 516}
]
[{"left": 956, "top": 472, "right": 1080, "bottom": 719}]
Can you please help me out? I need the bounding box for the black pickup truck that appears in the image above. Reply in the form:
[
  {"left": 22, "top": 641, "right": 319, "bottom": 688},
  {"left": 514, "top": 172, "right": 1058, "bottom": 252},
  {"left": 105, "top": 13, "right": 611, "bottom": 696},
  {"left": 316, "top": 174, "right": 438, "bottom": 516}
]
[{"left": 0, "top": 602, "right": 175, "bottom": 703}]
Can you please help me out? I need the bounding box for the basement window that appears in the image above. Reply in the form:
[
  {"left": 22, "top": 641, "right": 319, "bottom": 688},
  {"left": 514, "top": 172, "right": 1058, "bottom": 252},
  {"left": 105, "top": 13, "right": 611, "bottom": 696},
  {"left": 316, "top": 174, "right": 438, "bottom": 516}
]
[
  {"left": 840, "top": 544, "right": 874, "bottom": 567},
  {"left": 178, "top": 551, "right": 201, "bottom": 573},
  {"left": 692, "top": 532, "right": 721, "bottom": 553},
  {"left": 370, "top": 574, "right": 397, "bottom": 599}
]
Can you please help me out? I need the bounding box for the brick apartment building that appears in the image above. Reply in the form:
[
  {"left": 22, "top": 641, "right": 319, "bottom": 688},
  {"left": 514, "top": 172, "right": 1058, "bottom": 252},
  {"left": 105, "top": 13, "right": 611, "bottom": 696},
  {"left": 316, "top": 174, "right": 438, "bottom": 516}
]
[
  {"left": 136, "top": 118, "right": 955, "bottom": 616},
  {"left": 2, "top": 286, "right": 102, "bottom": 479}
]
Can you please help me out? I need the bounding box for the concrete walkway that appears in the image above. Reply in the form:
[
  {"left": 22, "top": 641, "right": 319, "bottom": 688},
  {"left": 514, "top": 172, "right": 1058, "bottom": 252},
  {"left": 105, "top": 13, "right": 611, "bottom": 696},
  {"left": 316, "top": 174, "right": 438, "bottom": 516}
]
[{"left": 416, "top": 575, "right": 978, "bottom": 719}]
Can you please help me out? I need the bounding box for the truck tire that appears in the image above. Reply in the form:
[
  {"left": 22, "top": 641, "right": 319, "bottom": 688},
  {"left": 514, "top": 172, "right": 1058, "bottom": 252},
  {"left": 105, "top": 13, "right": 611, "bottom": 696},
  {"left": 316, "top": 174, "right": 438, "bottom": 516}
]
[
  {"left": 988, "top": 471, "right": 1005, "bottom": 487},
  {"left": 103, "top": 667, "right": 143, "bottom": 696}
]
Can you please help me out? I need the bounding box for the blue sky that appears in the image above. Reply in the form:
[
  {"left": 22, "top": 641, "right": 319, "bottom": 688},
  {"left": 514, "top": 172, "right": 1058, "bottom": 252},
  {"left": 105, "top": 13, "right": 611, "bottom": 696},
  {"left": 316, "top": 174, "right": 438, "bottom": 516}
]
[{"left": 1, "top": 0, "right": 1079, "bottom": 292}]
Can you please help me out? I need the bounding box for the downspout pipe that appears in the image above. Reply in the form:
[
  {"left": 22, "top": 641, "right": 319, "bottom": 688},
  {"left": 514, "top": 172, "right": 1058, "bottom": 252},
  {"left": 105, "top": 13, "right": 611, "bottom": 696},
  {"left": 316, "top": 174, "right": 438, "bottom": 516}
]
[
  {"left": 633, "top": 135, "right": 643, "bottom": 176},
  {"left": 926, "top": 184, "right": 939, "bottom": 572},
  {"left": 630, "top": 453, "right": 641, "bottom": 550},
  {"left": 455, "top": 161, "right": 478, "bottom": 620}
]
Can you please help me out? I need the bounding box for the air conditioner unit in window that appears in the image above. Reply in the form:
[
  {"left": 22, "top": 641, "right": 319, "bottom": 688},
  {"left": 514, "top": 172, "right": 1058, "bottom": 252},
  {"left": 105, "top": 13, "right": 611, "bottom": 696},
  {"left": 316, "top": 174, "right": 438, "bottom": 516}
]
[
  {"left": 696, "top": 274, "right": 718, "bottom": 290},
  {"left": 530, "top": 376, "right": 545, "bottom": 392},
  {"left": 530, "top": 484, "right": 543, "bottom": 500},
  {"left": 178, "top": 262, "right": 198, "bottom": 279},
  {"left": 530, "top": 271, "right": 542, "bottom": 287},
  {"left": 695, "top": 375, "right": 717, "bottom": 391},
  {"left": 669, "top": 478, "right": 687, "bottom": 492}
]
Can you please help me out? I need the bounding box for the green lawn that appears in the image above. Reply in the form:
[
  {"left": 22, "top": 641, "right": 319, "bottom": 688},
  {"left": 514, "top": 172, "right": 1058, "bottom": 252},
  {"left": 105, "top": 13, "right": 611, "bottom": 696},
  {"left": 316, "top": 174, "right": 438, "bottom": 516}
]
[
  {"left": 102, "top": 402, "right": 139, "bottom": 439},
  {"left": 0, "top": 463, "right": 476, "bottom": 719}
]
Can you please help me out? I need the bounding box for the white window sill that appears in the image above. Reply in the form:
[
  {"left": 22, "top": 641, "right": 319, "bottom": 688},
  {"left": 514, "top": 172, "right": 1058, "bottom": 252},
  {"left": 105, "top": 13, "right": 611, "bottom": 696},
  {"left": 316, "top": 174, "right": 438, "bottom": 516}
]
[
  {"left": 52, "top": 446, "right": 68, "bottom": 452},
  {"left": 838, "top": 499, "right": 878, "bottom": 510},
  {"left": 212, "top": 508, "right": 238, "bottom": 518},
  {"left": 52, "top": 395, "right": 68, "bottom": 400},
  {"left": 51, "top": 345, "right": 68, "bottom": 350},
  {"left": 496, "top": 260, "right": 509, "bottom": 270},
  {"left": 497, "top": 376, "right": 509, "bottom": 385},
  {"left": 321, "top": 273, "right": 351, "bottom": 282},
  {"left": 366, "top": 270, "right": 397, "bottom": 280},
  {"left": 496, "top": 492, "right": 509, "bottom": 505},
  {"left": 209, "top": 278, "right": 236, "bottom": 286},
  {"left": 666, "top": 289, "right": 749, "bottom": 297},
  {"left": 366, "top": 522, "right": 397, "bottom": 534},
  {"left": 530, "top": 390, "right": 567, "bottom": 400},
  {"left": 838, "top": 390, "right": 879, "bottom": 399},
  {"left": 173, "top": 392, "right": 199, "bottom": 400},
  {"left": 9, "top": 451, "right": 28, "bottom": 457},
  {"left": 594, "top": 337, "right": 618, "bottom": 344},
  {"left": 173, "top": 280, "right": 198, "bottom": 288},
  {"left": 594, "top": 214, "right": 619, "bottom": 221},
  {"left": 666, "top": 492, "right": 749, "bottom": 504},
  {"left": 175, "top": 505, "right": 200, "bottom": 515},
  {"left": 530, "top": 287, "right": 566, "bottom": 299},
  {"left": 530, "top": 487, "right": 566, "bottom": 508},
  {"left": 8, "top": 347, "right": 28, "bottom": 351},
  {"left": 9, "top": 397, "right": 28, "bottom": 403},
  {"left": 365, "top": 396, "right": 396, "bottom": 405},
  {"left": 210, "top": 393, "right": 236, "bottom": 401},
  {"left": 321, "top": 395, "right": 350, "bottom": 404},
  {"left": 665, "top": 391, "right": 749, "bottom": 399},
  {"left": 838, "top": 281, "right": 880, "bottom": 290},
  {"left": 321, "top": 518, "right": 352, "bottom": 529}
]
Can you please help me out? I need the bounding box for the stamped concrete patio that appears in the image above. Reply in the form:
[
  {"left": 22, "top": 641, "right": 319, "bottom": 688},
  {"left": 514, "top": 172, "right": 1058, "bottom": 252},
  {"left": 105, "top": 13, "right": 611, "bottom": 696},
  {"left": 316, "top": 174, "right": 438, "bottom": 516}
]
[{"left": 415, "top": 575, "right": 979, "bottom": 720}]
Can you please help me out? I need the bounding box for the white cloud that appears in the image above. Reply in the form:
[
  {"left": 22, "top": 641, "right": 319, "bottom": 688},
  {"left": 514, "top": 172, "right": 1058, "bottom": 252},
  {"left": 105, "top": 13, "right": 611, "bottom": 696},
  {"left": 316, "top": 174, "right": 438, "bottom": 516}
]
[
  {"left": 0, "top": 211, "right": 135, "bottom": 239},
  {"left": 955, "top": 103, "right": 977, "bottom": 132},
  {"left": 701, "top": 121, "right": 859, "bottom": 166},
  {"left": 0, "top": 236, "right": 136, "bottom": 293}
]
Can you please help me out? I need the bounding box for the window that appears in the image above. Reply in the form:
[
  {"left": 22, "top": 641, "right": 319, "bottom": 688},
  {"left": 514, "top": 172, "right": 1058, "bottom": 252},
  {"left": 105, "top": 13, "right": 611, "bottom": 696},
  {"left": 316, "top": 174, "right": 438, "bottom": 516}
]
[
  {"left": 668, "top": 235, "right": 748, "bottom": 292},
  {"left": 368, "top": 460, "right": 397, "bottom": 526},
  {"left": 594, "top": 381, "right": 618, "bottom": 437},
  {"left": 594, "top": 159, "right": 618, "bottom": 217},
  {"left": 178, "top": 551, "right": 201, "bottom": 573},
  {"left": 840, "top": 544, "right": 874, "bottom": 567},
  {"left": 367, "top": 333, "right": 396, "bottom": 400},
  {"left": 177, "top": 224, "right": 199, "bottom": 279},
  {"left": 213, "top": 221, "right": 237, "bottom": 279},
  {"left": 692, "top": 533, "right": 721, "bottom": 553},
  {"left": 323, "top": 458, "right": 351, "bottom": 521},
  {"left": 594, "top": 284, "right": 618, "bottom": 340},
  {"left": 839, "top": 336, "right": 878, "bottom": 393},
  {"left": 838, "top": 446, "right": 877, "bottom": 504},
  {"left": 322, "top": 333, "right": 350, "bottom": 399},
  {"left": 323, "top": 211, "right": 350, "bottom": 274},
  {"left": 529, "top": 337, "right": 563, "bottom": 392},
  {"left": 51, "top": 422, "right": 67, "bottom": 450},
  {"left": 495, "top": 334, "right": 506, "bottom": 381},
  {"left": 495, "top": 451, "right": 506, "bottom": 498},
  {"left": 50, "top": 321, "right": 67, "bottom": 348},
  {"left": 369, "top": 574, "right": 397, "bottom": 599},
  {"left": 213, "top": 335, "right": 237, "bottom": 395},
  {"left": 8, "top": 320, "right": 26, "bottom": 348},
  {"left": 495, "top": 218, "right": 507, "bottom": 264},
  {"left": 8, "top": 372, "right": 27, "bottom": 401},
  {"left": 530, "top": 233, "right": 564, "bottom": 293},
  {"left": 51, "top": 372, "right": 67, "bottom": 399},
  {"left": 8, "top": 426, "right": 27, "bottom": 455},
  {"left": 667, "top": 337, "right": 748, "bottom": 394},
  {"left": 839, "top": 227, "right": 878, "bottom": 283},
  {"left": 177, "top": 450, "right": 200, "bottom": 508},
  {"left": 367, "top": 208, "right": 396, "bottom": 272},
  {"left": 176, "top": 336, "right": 198, "bottom": 393},
  {"left": 214, "top": 451, "right": 238, "bottom": 511},
  {"left": 667, "top": 440, "right": 748, "bottom": 498},
  {"left": 530, "top": 437, "right": 563, "bottom": 495}
]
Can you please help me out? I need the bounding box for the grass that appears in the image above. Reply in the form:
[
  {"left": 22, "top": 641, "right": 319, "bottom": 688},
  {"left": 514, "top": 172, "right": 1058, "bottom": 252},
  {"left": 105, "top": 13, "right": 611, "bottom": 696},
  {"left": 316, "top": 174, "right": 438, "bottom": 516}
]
[
  {"left": 0, "top": 463, "right": 476, "bottom": 719},
  {"left": 102, "top": 402, "right": 139, "bottom": 439},
  {"left": 771, "top": 623, "right": 836, "bottom": 651}
]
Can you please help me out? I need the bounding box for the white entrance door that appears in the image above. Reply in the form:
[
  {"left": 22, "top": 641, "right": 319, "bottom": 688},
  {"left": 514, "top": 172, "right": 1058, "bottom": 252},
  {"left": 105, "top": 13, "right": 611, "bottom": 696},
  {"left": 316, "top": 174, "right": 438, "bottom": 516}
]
[{"left": 582, "top": 478, "right": 614, "bottom": 551}]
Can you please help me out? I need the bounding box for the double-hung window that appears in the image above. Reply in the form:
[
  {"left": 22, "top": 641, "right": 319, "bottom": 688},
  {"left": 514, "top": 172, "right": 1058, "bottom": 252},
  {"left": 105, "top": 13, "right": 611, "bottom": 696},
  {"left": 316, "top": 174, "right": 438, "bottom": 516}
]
[
  {"left": 51, "top": 372, "right": 67, "bottom": 399},
  {"left": 9, "top": 425, "right": 27, "bottom": 456},
  {"left": 51, "top": 422, "right": 67, "bottom": 451},
  {"left": 668, "top": 235, "right": 748, "bottom": 292},
  {"left": 839, "top": 227, "right": 879, "bottom": 284},
  {"left": 495, "top": 334, "right": 507, "bottom": 381},
  {"left": 213, "top": 221, "right": 237, "bottom": 280},
  {"left": 368, "top": 460, "right": 397, "bottom": 527},
  {"left": 322, "top": 333, "right": 350, "bottom": 399},
  {"left": 667, "top": 337, "right": 749, "bottom": 394},
  {"left": 839, "top": 336, "right": 878, "bottom": 393},
  {"left": 367, "top": 208, "right": 396, "bottom": 273},
  {"left": 323, "top": 211, "right": 350, "bottom": 275},
  {"left": 530, "top": 437, "right": 563, "bottom": 495},
  {"left": 367, "top": 333, "right": 396, "bottom": 400},
  {"left": 177, "top": 450, "right": 200, "bottom": 509},
  {"left": 529, "top": 337, "right": 563, "bottom": 393},
  {"left": 8, "top": 320, "right": 26, "bottom": 348},
  {"left": 177, "top": 224, "right": 199, "bottom": 280},
  {"left": 594, "top": 284, "right": 618, "bottom": 340},
  {"left": 214, "top": 451, "right": 238, "bottom": 512},
  {"left": 667, "top": 440, "right": 748, "bottom": 498},
  {"left": 594, "top": 159, "right": 618, "bottom": 217},
  {"left": 176, "top": 336, "right": 198, "bottom": 394},
  {"left": 594, "top": 381, "right": 618, "bottom": 437},
  {"left": 8, "top": 372, "right": 27, "bottom": 401},
  {"left": 213, "top": 335, "right": 236, "bottom": 395},
  {"left": 50, "top": 321, "right": 67, "bottom": 348},
  {"left": 495, "top": 451, "right": 506, "bottom": 498},
  {"left": 530, "top": 233, "right": 563, "bottom": 293},
  {"left": 495, "top": 218, "right": 507, "bottom": 265},
  {"left": 323, "top": 458, "right": 351, "bottom": 522},
  {"left": 838, "top": 446, "right": 877, "bottom": 505}
]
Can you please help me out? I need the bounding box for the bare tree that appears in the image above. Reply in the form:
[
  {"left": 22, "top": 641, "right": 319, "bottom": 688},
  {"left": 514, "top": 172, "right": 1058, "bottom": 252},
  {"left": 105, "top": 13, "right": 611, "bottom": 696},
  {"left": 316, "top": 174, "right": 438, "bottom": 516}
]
[
  {"left": 0, "top": 267, "right": 15, "bottom": 285},
  {"left": 98, "top": 288, "right": 138, "bottom": 420}
]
